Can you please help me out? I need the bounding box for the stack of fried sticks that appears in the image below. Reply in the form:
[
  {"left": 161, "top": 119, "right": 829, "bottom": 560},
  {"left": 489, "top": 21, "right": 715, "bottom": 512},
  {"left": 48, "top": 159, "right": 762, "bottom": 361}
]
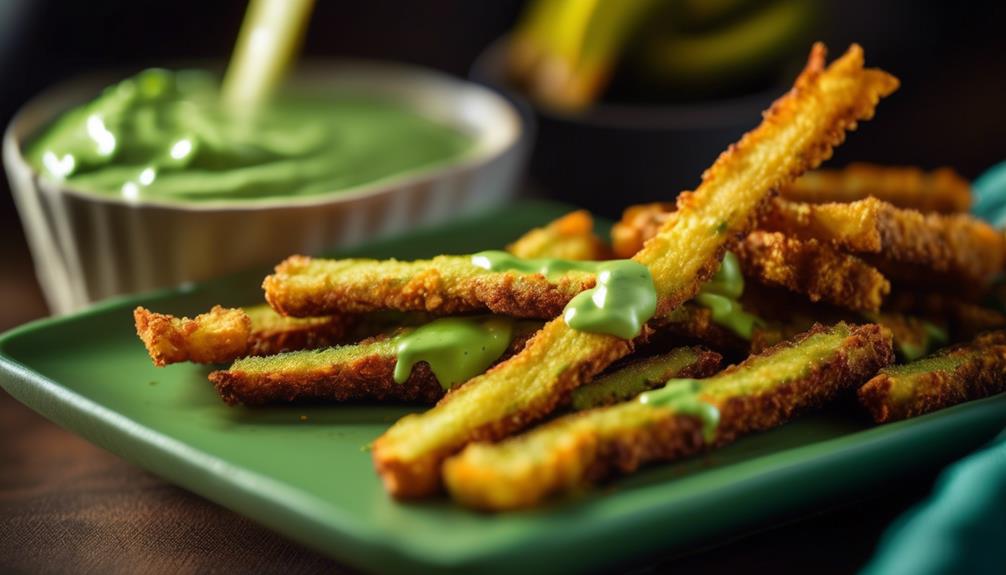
[{"left": 134, "top": 44, "right": 1006, "bottom": 511}]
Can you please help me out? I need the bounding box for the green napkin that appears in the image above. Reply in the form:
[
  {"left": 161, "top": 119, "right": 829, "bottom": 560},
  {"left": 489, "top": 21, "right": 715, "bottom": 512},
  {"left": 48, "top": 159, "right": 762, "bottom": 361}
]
[{"left": 860, "top": 429, "right": 1006, "bottom": 575}]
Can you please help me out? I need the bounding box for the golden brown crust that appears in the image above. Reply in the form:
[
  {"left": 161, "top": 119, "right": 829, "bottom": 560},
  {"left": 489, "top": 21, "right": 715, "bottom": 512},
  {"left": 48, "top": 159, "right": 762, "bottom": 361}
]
[
  {"left": 134, "top": 306, "right": 252, "bottom": 367},
  {"left": 737, "top": 231, "right": 891, "bottom": 311},
  {"left": 779, "top": 163, "right": 972, "bottom": 214},
  {"left": 507, "top": 210, "right": 612, "bottom": 261},
  {"left": 858, "top": 331, "right": 1006, "bottom": 423},
  {"left": 244, "top": 309, "right": 357, "bottom": 357},
  {"left": 654, "top": 303, "right": 751, "bottom": 355},
  {"left": 372, "top": 43, "right": 899, "bottom": 499},
  {"left": 134, "top": 305, "right": 355, "bottom": 367},
  {"left": 887, "top": 291, "right": 1006, "bottom": 340},
  {"left": 711, "top": 323, "right": 893, "bottom": 439},
  {"left": 611, "top": 202, "right": 895, "bottom": 312},
  {"left": 263, "top": 254, "right": 596, "bottom": 318},
  {"left": 611, "top": 202, "right": 676, "bottom": 259},
  {"left": 209, "top": 331, "right": 534, "bottom": 406},
  {"left": 761, "top": 197, "right": 1006, "bottom": 286},
  {"left": 443, "top": 323, "right": 893, "bottom": 510}
]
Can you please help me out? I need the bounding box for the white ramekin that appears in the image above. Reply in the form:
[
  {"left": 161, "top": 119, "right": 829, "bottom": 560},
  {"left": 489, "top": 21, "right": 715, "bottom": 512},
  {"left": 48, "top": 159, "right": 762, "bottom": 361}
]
[{"left": 5, "top": 61, "right": 527, "bottom": 315}]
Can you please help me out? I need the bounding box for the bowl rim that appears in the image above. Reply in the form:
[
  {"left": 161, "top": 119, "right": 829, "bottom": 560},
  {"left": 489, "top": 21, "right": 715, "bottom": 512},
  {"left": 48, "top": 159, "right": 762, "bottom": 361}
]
[{"left": 5, "top": 59, "right": 524, "bottom": 213}]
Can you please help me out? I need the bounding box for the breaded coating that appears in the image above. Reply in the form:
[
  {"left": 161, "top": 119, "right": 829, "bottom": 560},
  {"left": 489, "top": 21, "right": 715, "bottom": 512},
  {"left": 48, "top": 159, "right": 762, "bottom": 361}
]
[
  {"left": 135, "top": 306, "right": 252, "bottom": 367},
  {"left": 761, "top": 197, "right": 1006, "bottom": 286},
  {"left": 372, "top": 44, "right": 899, "bottom": 499},
  {"left": 611, "top": 202, "right": 897, "bottom": 311},
  {"left": 656, "top": 303, "right": 751, "bottom": 355},
  {"left": 779, "top": 163, "right": 972, "bottom": 213},
  {"left": 861, "top": 311, "right": 947, "bottom": 361},
  {"left": 737, "top": 231, "right": 890, "bottom": 311},
  {"left": 242, "top": 304, "right": 358, "bottom": 356},
  {"left": 443, "top": 323, "right": 893, "bottom": 510},
  {"left": 858, "top": 331, "right": 1006, "bottom": 423},
  {"left": 507, "top": 210, "right": 612, "bottom": 261},
  {"left": 263, "top": 254, "right": 596, "bottom": 318},
  {"left": 611, "top": 202, "right": 675, "bottom": 259},
  {"left": 886, "top": 291, "right": 1006, "bottom": 340},
  {"left": 209, "top": 327, "right": 536, "bottom": 406},
  {"left": 134, "top": 304, "right": 355, "bottom": 367},
  {"left": 570, "top": 347, "right": 722, "bottom": 410}
]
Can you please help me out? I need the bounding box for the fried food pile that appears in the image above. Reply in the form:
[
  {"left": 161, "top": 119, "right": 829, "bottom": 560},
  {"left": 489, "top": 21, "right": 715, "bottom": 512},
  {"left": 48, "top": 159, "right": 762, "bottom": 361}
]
[{"left": 133, "top": 44, "right": 1006, "bottom": 511}]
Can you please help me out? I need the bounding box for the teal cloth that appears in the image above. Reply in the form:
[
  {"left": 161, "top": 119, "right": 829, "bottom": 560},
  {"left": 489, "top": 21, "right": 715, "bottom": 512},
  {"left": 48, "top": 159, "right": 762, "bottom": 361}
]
[
  {"left": 860, "top": 430, "right": 1006, "bottom": 575},
  {"left": 972, "top": 160, "right": 1006, "bottom": 225},
  {"left": 862, "top": 162, "right": 1006, "bottom": 575}
]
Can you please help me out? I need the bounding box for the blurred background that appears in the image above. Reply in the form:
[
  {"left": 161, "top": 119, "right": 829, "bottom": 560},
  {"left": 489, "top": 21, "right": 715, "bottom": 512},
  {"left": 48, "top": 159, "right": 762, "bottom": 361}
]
[{"left": 1, "top": 0, "right": 1004, "bottom": 326}]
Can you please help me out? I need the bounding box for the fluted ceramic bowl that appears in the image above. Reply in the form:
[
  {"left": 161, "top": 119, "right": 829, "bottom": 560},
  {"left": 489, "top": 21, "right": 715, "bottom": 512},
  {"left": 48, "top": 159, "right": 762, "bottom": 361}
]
[{"left": 5, "top": 61, "right": 527, "bottom": 315}]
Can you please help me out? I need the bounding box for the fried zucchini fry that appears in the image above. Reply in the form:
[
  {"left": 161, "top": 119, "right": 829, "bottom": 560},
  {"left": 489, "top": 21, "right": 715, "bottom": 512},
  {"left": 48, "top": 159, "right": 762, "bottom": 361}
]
[
  {"left": 372, "top": 44, "right": 898, "bottom": 498},
  {"left": 737, "top": 231, "right": 890, "bottom": 311},
  {"left": 611, "top": 202, "right": 675, "bottom": 260},
  {"left": 135, "top": 306, "right": 251, "bottom": 366},
  {"left": 508, "top": 210, "right": 612, "bottom": 261},
  {"left": 858, "top": 331, "right": 1006, "bottom": 423},
  {"left": 779, "top": 163, "right": 972, "bottom": 213},
  {"left": 886, "top": 291, "right": 1006, "bottom": 340},
  {"left": 761, "top": 197, "right": 1006, "bottom": 286},
  {"left": 209, "top": 326, "right": 537, "bottom": 406},
  {"left": 570, "top": 347, "right": 722, "bottom": 410},
  {"left": 611, "top": 203, "right": 894, "bottom": 311},
  {"left": 263, "top": 254, "right": 596, "bottom": 318},
  {"left": 444, "top": 322, "right": 893, "bottom": 510},
  {"left": 134, "top": 304, "right": 356, "bottom": 367}
]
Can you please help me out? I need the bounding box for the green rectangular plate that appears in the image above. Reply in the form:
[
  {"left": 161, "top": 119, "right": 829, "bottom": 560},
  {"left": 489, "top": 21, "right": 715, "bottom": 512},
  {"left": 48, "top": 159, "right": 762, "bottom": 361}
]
[{"left": 1, "top": 200, "right": 1004, "bottom": 575}]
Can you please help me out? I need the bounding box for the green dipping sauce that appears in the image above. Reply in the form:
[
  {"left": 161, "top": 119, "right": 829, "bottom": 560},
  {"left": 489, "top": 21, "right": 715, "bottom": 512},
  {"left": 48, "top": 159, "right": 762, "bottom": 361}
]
[
  {"left": 471, "top": 251, "right": 657, "bottom": 340},
  {"left": 696, "top": 251, "right": 762, "bottom": 339},
  {"left": 393, "top": 317, "right": 514, "bottom": 390},
  {"left": 26, "top": 69, "right": 473, "bottom": 202},
  {"left": 637, "top": 378, "right": 720, "bottom": 443}
]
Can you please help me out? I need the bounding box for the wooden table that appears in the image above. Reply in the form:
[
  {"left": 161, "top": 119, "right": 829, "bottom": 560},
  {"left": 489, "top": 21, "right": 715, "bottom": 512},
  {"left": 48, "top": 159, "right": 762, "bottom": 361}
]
[{"left": 0, "top": 221, "right": 934, "bottom": 575}]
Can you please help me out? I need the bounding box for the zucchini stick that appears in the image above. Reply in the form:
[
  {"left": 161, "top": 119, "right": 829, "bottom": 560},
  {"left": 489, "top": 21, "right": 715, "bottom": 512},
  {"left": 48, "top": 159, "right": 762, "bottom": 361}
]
[
  {"left": 373, "top": 44, "right": 898, "bottom": 499},
  {"left": 858, "top": 331, "right": 1006, "bottom": 422},
  {"left": 444, "top": 322, "right": 893, "bottom": 511}
]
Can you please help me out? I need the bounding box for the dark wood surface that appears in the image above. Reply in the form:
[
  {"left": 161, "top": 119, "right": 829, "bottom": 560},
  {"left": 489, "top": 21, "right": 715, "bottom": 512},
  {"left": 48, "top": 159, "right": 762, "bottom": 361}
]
[{"left": 0, "top": 223, "right": 934, "bottom": 575}]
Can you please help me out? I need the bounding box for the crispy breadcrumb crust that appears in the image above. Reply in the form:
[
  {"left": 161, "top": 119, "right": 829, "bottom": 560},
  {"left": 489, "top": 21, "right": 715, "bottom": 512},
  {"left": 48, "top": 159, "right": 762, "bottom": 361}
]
[
  {"left": 737, "top": 231, "right": 890, "bottom": 311},
  {"left": 209, "top": 329, "right": 535, "bottom": 406},
  {"left": 611, "top": 202, "right": 675, "bottom": 260},
  {"left": 779, "top": 163, "right": 972, "bottom": 214},
  {"left": 134, "top": 305, "right": 354, "bottom": 367},
  {"left": 263, "top": 254, "right": 596, "bottom": 318},
  {"left": 858, "top": 331, "right": 1006, "bottom": 423},
  {"left": 134, "top": 306, "right": 252, "bottom": 367},
  {"left": 443, "top": 323, "right": 893, "bottom": 510},
  {"left": 570, "top": 346, "right": 723, "bottom": 410},
  {"left": 761, "top": 197, "right": 1006, "bottom": 286},
  {"left": 611, "top": 202, "right": 894, "bottom": 311},
  {"left": 372, "top": 44, "right": 899, "bottom": 499},
  {"left": 886, "top": 291, "right": 1006, "bottom": 340},
  {"left": 507, "top": 210, "right": 612, "bottom": 261}
]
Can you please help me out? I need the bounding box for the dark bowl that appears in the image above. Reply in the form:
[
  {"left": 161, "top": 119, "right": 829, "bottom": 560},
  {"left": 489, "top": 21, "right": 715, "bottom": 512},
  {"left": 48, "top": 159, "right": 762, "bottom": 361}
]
[{"left": 470, "top": 37, "right": 790, "bottom": 219}]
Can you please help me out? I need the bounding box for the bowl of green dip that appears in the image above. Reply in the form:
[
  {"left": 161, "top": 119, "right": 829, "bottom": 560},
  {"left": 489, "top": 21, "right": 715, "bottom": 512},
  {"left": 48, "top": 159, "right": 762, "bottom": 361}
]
[{"left": 5, "top": 61, "right": 526, "bottom": 314}]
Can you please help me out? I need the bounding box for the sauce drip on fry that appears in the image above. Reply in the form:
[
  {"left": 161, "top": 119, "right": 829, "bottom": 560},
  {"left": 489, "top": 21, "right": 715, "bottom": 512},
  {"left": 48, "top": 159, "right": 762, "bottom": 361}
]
[
  {"left": 638, "top": 378, "right": 720, "bottom": 442},
  {"left": 393, "top": 317, "right": 514, "bottom": 390}
]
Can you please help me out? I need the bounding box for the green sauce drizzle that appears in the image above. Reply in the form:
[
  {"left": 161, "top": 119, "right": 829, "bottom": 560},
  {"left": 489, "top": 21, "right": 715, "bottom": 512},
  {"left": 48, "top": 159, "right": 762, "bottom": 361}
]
[
  {"left": 470, "top": 250, "right": 598, "bottom": 277},
  {"left": 637, "top": 378, "right": 720, "bottom": 442},
  {"left": 472, "top": 251, "right": 657, "bottom": 340},
  {"left": 393, "top": 317, "right": 513, "bottom": 390},
  {"left": 562, "top": 260, "right": 657, "bottom": 339},
  {"left": 695, "top": 251, "right": 762, "bottom": 339},
  {"left": 26, "top": 69, "right": 472, "bottom": 202}
]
